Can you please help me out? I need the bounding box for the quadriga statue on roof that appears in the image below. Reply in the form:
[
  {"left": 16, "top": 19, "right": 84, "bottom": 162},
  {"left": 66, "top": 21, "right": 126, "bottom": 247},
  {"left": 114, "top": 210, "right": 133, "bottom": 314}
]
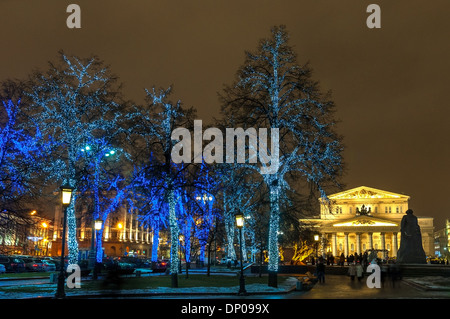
[{"left": 396, "top": 209, "right": 427, "bottom": 264}]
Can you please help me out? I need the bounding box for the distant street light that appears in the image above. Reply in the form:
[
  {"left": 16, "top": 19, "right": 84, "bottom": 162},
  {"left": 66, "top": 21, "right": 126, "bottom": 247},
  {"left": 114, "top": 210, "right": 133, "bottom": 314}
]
[
  {"left": 91, "top": 218, "right": 103, "bottom": 280},
  {"left": 235, "top": 211, "right": 247, "bottom": 296},
  {"left": 179, "top": 235, "right": 184, "bottom": 274},
  {"left": 94, "top": 219, "right": 102, "bottom": 231},
  {"left": 55, "top": 183, "right": 73, "bottom": 299},
  {"left": 314, "top": 234, "right": 320, "bottom": 258}
]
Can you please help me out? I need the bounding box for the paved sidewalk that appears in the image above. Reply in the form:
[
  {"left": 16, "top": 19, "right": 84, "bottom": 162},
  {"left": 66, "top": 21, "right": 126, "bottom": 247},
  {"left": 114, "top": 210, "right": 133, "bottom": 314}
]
[{"left": 299, "top": 275, "right": 450, "bottom": 299}]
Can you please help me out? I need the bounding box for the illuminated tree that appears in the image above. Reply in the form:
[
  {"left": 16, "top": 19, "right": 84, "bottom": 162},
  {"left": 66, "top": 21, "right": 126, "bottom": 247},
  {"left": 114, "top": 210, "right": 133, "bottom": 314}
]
[
  {"left": 77, "top": 135, "right": 128, "bottom": 264},
  {"left": 27, "top": 52, "right": 124, "bottom": 265},
  {"left": 127, "top": 86, "right": 195, "bottom": 287},
  {"left": 220, "top": 25, "right": 343, "bottom": 286},
  {"left": 0, "top": 80, "right": 51, "bottom": 215}
]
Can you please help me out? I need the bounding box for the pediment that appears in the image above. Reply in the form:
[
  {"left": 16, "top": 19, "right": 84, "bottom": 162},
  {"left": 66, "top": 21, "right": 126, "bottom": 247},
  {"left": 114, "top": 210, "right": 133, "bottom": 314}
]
[
  {"left": 332, "top": 216, "right": 398, "bottom": 227},
  {"left": 327, "top": 186, "right": 409, "bottom": 200}
]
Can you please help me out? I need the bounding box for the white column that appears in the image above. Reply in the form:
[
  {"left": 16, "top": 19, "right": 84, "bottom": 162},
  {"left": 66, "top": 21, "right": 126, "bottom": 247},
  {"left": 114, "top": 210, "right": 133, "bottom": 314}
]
[
  {"left": 104, "top": 216, "right": 110, "bottom": 241},
  {"left": 392, "top": 232, "right": 398, "bottom": 257},
  {"left": 332, "top": 233, "right": 337, "bottom": 257},
  {"left": 134, "top": 212, "right": 138, "bottom": 242},
  {"left": 356, "top": 233, "right": 361, "bottom": 255},
  {"left": 380, "top": 232, "right": 386, "bottom": 258},
  {"left": 320, "top": 233, "right": 326, "bottom": 258},
  {"left": 344, "top": 233, "right": 349, "bottom": 258},
  {"left": 123, "top": 208, "right": 128, "bottom": 241},
  {"left": 129, "top": 212, "right": 133, "bottom": 242}
]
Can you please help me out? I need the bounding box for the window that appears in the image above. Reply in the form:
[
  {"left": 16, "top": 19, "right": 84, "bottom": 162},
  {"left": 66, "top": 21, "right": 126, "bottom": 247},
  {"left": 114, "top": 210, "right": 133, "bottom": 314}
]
[
  {"left": 389, "top": 207, "right": 392, "bottom": 213},
  {"left": 385, "top": 207, "right": 388, "bottom": 213},
  {"left": 396, "top": 207, "right": 399, "bottom": 213},
  {"left": 349, "top": 207, "right": 352, "bottom": 214}
]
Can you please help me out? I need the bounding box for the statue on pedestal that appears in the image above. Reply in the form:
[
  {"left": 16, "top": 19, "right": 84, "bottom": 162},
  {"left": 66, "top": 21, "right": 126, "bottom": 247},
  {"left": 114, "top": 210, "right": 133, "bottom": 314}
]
[{"left": 396, "top": 209, "right": 426, "bottom": 264}]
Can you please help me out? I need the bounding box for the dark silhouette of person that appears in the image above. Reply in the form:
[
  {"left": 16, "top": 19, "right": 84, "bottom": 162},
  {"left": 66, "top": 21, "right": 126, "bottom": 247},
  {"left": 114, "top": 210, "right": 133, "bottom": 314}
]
[
  {"left": 396, "top": 209, "right": 426, "bottom": 264},
  {"left": 316, "top": 257, "right": 326, "bottom": 283}
]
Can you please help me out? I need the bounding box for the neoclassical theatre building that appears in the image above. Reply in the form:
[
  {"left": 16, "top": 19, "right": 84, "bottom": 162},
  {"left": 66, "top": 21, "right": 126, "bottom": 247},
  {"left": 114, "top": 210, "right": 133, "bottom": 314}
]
[{"left": 302, "top": 186, "right": 434, "bottom": 259}]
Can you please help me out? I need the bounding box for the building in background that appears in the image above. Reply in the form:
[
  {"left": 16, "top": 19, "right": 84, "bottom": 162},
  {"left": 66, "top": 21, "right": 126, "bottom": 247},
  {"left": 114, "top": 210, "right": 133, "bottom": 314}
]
[
  {"left": 51, "top": 203, "right": 154, "bottom": 260},
  {"left": 0, "top": 209, "right": 53, "bottom": 256},
  {"left": 434, "top": 219, "right": 450, "bottom": 259},
  {"left": 301, "top": 186, "right": 435, "bottom": 260}
]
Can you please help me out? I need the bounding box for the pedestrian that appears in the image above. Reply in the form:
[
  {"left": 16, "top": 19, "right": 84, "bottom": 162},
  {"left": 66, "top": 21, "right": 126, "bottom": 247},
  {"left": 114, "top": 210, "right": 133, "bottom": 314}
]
[
  {"left": 348, "top": 262, "right": 356, "bottom": 281},
  {"left": 339, "top": 253, "right": 345, "bottom": 266},
  {"left": 356, "top": 262, "right": 363, "bottom": 282},
  {"left": 316, "top": 257, "right": 326, "bottom": 283}
]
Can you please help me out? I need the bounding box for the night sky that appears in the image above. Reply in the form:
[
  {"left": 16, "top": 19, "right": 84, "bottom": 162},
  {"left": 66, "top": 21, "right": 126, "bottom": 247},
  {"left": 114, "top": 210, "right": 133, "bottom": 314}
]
[{"left": 1, "top": 1, "right": 449, "bottom": 228}]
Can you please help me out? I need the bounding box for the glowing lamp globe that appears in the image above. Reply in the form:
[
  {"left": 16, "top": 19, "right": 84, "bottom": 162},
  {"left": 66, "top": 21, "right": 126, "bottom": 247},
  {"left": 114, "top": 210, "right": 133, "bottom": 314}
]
[
  {"left": 235, "top": 212, "right": 244, "bottom": 229},
  {"left": 60, "top": 184, "right": 73, "bottom": 206}
]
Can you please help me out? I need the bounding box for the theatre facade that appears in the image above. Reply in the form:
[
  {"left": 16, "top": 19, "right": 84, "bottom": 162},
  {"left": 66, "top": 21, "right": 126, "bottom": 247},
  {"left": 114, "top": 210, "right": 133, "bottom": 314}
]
[{"left": 301, "top": 186, "right": 434, "bottom": 259}]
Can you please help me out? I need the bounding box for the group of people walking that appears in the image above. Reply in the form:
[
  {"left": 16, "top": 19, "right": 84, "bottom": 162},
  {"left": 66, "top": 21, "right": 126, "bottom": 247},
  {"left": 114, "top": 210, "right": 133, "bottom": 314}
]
[{"left": 347, "top": 262, "right": 364, "bottom": 281}]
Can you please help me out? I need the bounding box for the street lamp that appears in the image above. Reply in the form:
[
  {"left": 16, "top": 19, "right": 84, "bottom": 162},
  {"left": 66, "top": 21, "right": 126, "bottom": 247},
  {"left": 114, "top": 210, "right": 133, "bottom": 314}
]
[
  {"left": 179, "top": 235, "right": 184, "bottom": 274},
  {"left": 91, "top": 218, "right": 102, "bottom": 279},
  {"left": 314, "top": 234, "right": 320, "bottom": 259},
  {"left": 95, "top": 219, "right": 102, "bottom": 231},
  {"left": 235, "top": 211, "right": 247, "bottom": 296},
  {"left": 55, "top": 183, "right": 73, "bottom": 299}
]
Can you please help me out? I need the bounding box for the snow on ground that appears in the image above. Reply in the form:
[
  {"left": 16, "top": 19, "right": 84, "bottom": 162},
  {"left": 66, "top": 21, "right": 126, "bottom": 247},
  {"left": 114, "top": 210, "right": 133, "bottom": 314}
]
[
  {"left": 0, "top": 276, "right": 299, "bottom": 299},
  {"left": 404, "top": 276, "right": 450, "bottom": 291}
]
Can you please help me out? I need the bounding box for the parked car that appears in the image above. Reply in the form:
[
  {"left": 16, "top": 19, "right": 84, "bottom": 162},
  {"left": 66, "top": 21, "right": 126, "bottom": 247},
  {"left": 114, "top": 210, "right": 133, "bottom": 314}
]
[
  {"left": 0, "top": 256, "right": 26, "bottom": 273},
  {"left": 103, "top": 258, "right": 135, "bottom": 275},
  {"left": 42, "top": 260, "right": 56, "bottom": 272},
  {"left": 152, "top": 259, "right": 169, "bottom": 273},
  {"left": 22, "top": 257, "right": 45, "bottom": 272},
  {"left": 45, "top": 257, "right": 63, "bottom": 271},
  {"left": 0, "top": 264, "right": 6, "bottom": 274},
  {"left": 120, "top": 257, "right": 151, "bottom": 269}
]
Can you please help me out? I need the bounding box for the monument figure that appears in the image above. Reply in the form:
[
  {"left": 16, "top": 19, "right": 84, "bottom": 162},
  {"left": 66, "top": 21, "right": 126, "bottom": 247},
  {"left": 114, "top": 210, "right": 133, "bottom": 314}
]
[
  {"left": 396, "top": 209, "right": 426, "bottom": 264},
  {"left": 356, "top": 205, "right": 371, "bottom": 216}
]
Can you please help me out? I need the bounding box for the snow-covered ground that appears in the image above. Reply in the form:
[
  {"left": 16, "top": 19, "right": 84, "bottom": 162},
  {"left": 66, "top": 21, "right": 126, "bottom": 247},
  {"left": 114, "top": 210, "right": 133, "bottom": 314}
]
[
  {"left": 0, "top": 275, "right": 299, "bottom": 299},
  {"left": 404, "top": 276, "right": 450, "bottom": 291}
]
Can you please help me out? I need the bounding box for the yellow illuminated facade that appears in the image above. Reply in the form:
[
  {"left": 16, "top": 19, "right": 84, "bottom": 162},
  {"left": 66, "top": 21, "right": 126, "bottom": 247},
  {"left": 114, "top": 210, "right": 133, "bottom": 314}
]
[{"left": 301, "top": 186, "right": 434, "bottom": 259}]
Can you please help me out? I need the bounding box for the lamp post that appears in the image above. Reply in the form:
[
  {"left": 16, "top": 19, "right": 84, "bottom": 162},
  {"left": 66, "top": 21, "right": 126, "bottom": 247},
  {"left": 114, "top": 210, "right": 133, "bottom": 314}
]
[
  {"left": 55, "top": 183, "right": 73, "bottom": 299},
  {"left": 179, "top": 235, "right": 184, "bottom": 274},
  {"left": 93, "top": 219, "right": 102, "bottom": 279},
  {"left": 235, "top": 211, "right": 247, "bottom": 296}
]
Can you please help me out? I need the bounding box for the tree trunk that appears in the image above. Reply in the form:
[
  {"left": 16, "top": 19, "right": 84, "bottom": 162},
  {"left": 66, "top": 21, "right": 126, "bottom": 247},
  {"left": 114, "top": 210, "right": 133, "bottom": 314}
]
[{"left": 267, "top": 179, "right": 280, "bottom": 287}]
